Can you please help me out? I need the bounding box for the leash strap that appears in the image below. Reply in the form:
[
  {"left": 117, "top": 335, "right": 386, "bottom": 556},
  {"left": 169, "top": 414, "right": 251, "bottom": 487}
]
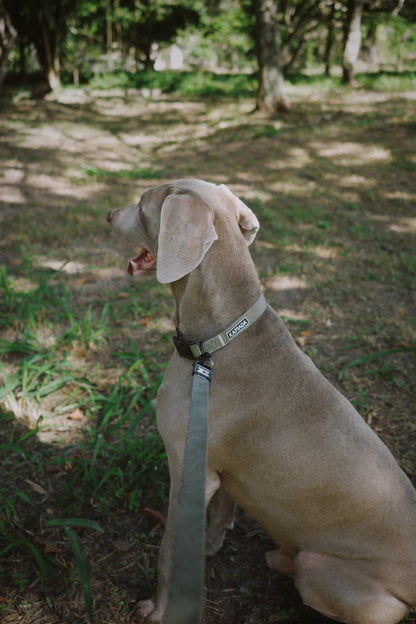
[
  {"left": 173, "top": 293, "right": 267, "bottom": 360},
  {"left": 164, "top": 293, "right": 267, "bottom": 623},
  {"left": 163, "top": 360, "right": 212, "bottom": 624}
]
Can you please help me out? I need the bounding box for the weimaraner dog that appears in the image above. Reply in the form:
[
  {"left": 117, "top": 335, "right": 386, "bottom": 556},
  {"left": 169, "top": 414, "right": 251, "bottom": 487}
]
[{"left": 107, "top": 179, "right": 416, "bottom": 624}]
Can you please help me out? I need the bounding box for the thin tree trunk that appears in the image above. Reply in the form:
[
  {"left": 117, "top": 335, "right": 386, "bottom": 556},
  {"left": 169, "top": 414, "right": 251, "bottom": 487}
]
[
  {"left": 106, "top": 0, "right": 112, "bottom": 53},
  {"left": 324, "top": 2, "right": 336, "bottom": 76},
  {"left": 0, "top": 1, "right": 17, "bottom": 92},
  {"left": 40, "top": 17, "right": 60, "bottom": 89},
  {"left": 254, "top": 0, "right": 290, "bottom": 114},
  {"left": 19, "top": 36, "right": 26, "bottom": 77},
  {"left": 342, "top": 0, "right": 363, "bottom": 86},
  {"left": 0, "top": 36, "right": 13, "bottom": 92}
]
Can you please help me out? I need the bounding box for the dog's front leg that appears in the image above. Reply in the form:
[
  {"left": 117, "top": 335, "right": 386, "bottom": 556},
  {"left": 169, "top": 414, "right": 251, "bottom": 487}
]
[
  {"left": 206, "top": 487, "right": 235, "bottom": 556},
  {"left": 135, "top": 476, "right": 181, "bottom": 624},
  {"left": 136, "top": 468, "right": 223, "bottom": 623}
]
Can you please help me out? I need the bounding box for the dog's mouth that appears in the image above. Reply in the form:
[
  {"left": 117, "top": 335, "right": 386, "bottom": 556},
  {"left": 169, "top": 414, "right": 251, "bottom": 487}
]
[{"left": 127, "top": 248, "right": 156, "bottom": 276}]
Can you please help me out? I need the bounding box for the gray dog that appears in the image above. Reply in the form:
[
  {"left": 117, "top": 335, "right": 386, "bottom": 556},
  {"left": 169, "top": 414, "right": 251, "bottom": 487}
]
[{"left": 107, "top": 179, "right": 416, "bottom": 624}]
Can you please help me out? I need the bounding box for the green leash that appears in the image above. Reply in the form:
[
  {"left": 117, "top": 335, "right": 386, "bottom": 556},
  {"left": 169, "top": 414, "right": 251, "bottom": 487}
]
[
  {"left": 163, "top": 293, "right": 267, "bottom": 624},
  {"left": 163, "top": 360, "right": 212, "bottom": 624}
]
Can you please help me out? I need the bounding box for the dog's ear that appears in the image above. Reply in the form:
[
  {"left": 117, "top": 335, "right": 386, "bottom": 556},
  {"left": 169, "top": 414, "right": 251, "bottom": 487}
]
[
  {"left": 237, "top": 200, "right": 260, "bottom": 246},
  {"left": 219, "top": 184, "right": 259, "bottom": 245},
  {"left": 157, "top": 193, "right": 218, "bottom": 284}
]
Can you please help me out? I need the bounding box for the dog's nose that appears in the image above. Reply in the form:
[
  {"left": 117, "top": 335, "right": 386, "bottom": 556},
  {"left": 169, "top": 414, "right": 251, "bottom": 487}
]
[{"left": 106, "top": 209, "right": 116, "bottom": 223}]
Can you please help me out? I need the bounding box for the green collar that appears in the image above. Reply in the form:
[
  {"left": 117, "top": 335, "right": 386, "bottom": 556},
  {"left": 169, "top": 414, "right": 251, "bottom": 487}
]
[{"left": 173, "top": 292, "right": 267, "bottom": 360}]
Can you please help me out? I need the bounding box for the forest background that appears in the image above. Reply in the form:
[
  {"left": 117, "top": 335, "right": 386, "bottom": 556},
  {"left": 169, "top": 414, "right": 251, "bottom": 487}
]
[
  {"left": 1, "top": 0, "right": 416, "bottom": 107},
  {"left": 0, "top": 1, "right": 416, "bottom": 624}
]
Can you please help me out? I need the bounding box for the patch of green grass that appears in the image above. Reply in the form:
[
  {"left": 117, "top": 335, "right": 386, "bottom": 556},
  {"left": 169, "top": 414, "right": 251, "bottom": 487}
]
[
  {"left": 247, "top": 124, "right": 281, "bottom": 139},
  {"left": 0, "top": 476, "right": 103, "bottom": 624},
  {"left": 251, "top": 197, "right": 335, "bottom": 247},
  {"left": 0, "top": 259, "right": 168, "bottom": 584},
  {"left": 0, "top": 264, "right": 71, "bottom": 330},
  {"left": 284, "top": 201, "right": 331, "bottom": 227},
  {"left": 46, "top": 518, "right": 103, "bottom": 623},
  {"left": 88, "top": 69, "right": 257, "bottom": 98},
  {"left": 338, "top": 347, "right": 416, "bottom": 385},
  {"left": 1, "top": 333, "right": 167, "bottom": 619},
  {"left": 0, "top": 256, "right": 168, "bottom": 621},
  {"left": 356, "top": 70, "right": 416, "bottom": 91},
  {"left": 58, "top": 370, "right": 167, "bottom": 513},
  {"left": 249, "top": 197, "right": 293, "bottom": 245},
  {"left": 63, "top": 303, "right": 112, "bottom": 349},
  {"left": 0, "top": 346, "right": 91, "bottom": 404},
  {"left": 287, "top": 72, "right": 341, "bottom": 90},
  {"left": 393, "top": 157, "right": 416, "bottom": 172},
  {"left": 287, "top": 69, "right": 416, "bottom": 92},
  {"left": 81, "top": 165, "right": 164, "bottom": 180}
]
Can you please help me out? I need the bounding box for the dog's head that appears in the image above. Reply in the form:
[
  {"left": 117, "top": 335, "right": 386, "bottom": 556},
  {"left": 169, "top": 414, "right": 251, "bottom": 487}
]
[{"left": 107, "top": 179, "right": 259, "bottom": 284}]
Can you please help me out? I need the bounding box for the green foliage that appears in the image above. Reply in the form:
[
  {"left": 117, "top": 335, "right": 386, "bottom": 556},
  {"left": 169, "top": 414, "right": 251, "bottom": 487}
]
[
  {"left": 81, "top": 164, "right": 164, "bottom": 180},
  {"left": 3, "top": 0, "right": 416, "bottom": 101},
  {"left": 338, "top": 347, "right": 416, "bottom": 384},
  {"left": 0, "top": 259, "right": 168, "bottom": 619},
  {"left": 88, "top": 68, "right": 257, "bottom": 97},
  {"left": 356, "top": 70, "right": 416, "bottom": 91},
  {"left": 3, "top": 0, "right": 416, "bottom": 93},
  {"left": 85, "top": 66, "right": 416, "bottom": 99},
  {"left": 0, "top": 264, "right": 71, "bottom": 330},
  {"left": 58, "top": 368, "right": 167, "bottom": 513},
  {"left": 46, "top": 519, "right": 102, "bottom": 623}
]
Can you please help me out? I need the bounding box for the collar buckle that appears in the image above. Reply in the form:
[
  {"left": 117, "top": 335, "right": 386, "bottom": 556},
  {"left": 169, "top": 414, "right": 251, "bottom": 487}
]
[
  {"left": 173, "top": 332, "right": 203, "bottom": 360},
  {"left": 173, "top": 292, "right": 267, "bottom": 361}
]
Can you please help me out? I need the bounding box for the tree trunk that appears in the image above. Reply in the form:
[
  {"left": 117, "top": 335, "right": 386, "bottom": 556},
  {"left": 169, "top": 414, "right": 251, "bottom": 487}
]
[
  {"left": 106, "top": 0, "right": 112, "bottom": 53},
  {"left": 0, "top": 0, "right": 17, "bottom": 92},
  {"left": 342, "top": 0, "right": 363, "bottom": 86},
  {"left": 254, "top": 0, "right": 290, "bottom": 114},
  {"left": 324, "top": 2, "right": 336, "bottom": 76},
  {"left": 40, "top": 17, "right": 60, "bottom": 89},
  {"left": 19, "top": 35, "right": 26, "bottom": 77}
]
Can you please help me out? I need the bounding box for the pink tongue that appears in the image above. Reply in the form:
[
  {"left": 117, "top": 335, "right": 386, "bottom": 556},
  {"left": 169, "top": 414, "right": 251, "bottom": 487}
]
[{"left": 127, "top": 250, "right": 155, "bottom": 276}]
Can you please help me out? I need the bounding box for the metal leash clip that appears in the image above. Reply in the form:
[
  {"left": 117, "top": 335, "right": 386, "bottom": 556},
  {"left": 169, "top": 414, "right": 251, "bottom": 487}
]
[{"left": 192, "top": 357, "right": 213, "bottom": 382}]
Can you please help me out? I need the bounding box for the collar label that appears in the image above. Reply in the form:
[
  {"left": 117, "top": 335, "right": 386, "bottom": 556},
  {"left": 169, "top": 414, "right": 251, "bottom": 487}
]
[{"left": 227, "top": 317, "right": 249, "bottom": 340}]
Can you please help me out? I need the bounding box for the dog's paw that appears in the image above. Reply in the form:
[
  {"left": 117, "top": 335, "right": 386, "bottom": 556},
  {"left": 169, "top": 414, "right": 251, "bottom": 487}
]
[
  {"left": 134, "top": 599, "right": 162, "bottom": 623},
  {"left": 266, "top": 549, "right": 295, "bottom": 576},
  {"left": 205, "top": 530, "right": 226, "bottom": 556}
]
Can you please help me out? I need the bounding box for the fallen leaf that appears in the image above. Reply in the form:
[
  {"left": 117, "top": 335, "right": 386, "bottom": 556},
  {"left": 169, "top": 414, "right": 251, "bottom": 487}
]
[
  {"left": 24, "top": 479, "right": 48, "bottom": 496},
  {"left": 113, "top": 539, "right": 134, "bottom": 553},
  {"left": 69, "top": 408, "right": 85, "bottom": 421},
  {"left": 44, "top": 543, "right": 65, "bottom": 554},
  {"left": 45, "top": 463, "right": 64, "bottom": 474},
  {"left": 140, "top": 315, "right": 153, "bottom": 327},
  {"left": 141, "top": 507, "right": 166, "bottom": 525},
  {"left": 74, "top": 277, "right": 94, "bottom": 286}
]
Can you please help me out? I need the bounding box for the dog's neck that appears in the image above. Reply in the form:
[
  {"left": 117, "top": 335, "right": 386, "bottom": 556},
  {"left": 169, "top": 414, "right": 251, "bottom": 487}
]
[{"left": 170, "top": 238, "right": 262, "bottom": 342}]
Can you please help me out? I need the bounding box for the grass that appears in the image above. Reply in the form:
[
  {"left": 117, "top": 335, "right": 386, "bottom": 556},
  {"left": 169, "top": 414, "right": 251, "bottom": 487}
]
[
  {"left": 88, "top": 69, "right": 258, "bottom": 97},
  {"left": 0, "top": 72, "right": 415, "bottom": 623},
  {"left": 77, "top": 67, "right": 416, "bottom": 98},
  {"left": 356, "top": 69, "right": 416, "bottom": 91},
  {"left": 0, "top": 264, "right": 72, "bottom": 330},
  {"left": 0, "top": 261, "right": 168, "bottom": 507},
  {"left": 81, "top": 165, "right": 165, "bottom": 180},
  {"left": 0, "top": 258, "right": 169, "bottom": 621}
]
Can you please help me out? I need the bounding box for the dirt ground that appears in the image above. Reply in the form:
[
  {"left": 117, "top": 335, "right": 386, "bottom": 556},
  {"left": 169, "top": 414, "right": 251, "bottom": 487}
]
[{"left": 0, "top": 83, "right": 415, "bottom": 623}]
